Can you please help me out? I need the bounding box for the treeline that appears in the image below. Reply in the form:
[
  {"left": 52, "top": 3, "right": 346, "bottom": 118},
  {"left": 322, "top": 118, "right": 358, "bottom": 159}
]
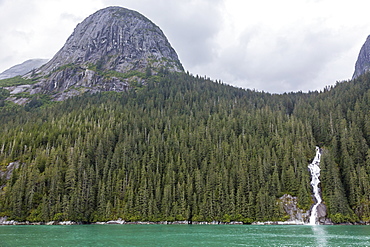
[{"left": 0, "top": 71, "right": 369, "bottom": 223}]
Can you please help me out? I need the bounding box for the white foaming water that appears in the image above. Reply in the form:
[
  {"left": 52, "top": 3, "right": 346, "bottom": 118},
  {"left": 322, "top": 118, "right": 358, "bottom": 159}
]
[{"left": 308, "top": 147, "right": 322, "bottom": 225}]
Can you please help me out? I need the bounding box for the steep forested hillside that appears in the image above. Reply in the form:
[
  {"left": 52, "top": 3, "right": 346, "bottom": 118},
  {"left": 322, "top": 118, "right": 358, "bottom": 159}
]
[{"left": 0, "top": 71, "right": 369, "bottom": 223}]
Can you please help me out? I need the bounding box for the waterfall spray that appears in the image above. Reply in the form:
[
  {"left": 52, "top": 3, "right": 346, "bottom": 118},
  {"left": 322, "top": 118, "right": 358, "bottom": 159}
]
[{"left": 308, "top": 146, "right": 322, "bottom": 225}]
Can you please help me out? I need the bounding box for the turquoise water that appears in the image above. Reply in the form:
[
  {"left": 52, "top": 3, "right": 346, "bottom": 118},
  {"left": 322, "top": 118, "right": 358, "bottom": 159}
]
[{"left": 0, "top": 224, "right": 369, "bottom": 246}]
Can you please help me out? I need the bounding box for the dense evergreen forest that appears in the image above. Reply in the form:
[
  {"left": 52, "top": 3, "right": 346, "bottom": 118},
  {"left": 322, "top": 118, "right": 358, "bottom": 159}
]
[{"left": 0, "top": 71, "right": 369, "bottom": 223}]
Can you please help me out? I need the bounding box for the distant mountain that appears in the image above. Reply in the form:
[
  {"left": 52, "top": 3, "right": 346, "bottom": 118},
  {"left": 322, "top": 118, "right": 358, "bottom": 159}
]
[
  {"left": 353, "top": 35, "right": 370, "bottom": 79},
  {"left": 0, "top": 59, "right": 48, "bottom": 80}
]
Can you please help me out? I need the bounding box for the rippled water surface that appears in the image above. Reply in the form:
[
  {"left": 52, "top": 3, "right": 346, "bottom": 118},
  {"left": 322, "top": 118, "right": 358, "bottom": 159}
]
[{"left": 1, "top": 224, "right": 369, "bottom": 246}]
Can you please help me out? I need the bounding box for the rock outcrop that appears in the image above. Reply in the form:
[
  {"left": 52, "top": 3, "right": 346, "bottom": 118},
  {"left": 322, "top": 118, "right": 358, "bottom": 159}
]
[
  {"left": 277, "top": 194, "right": 333, "bottom": 225},
  {"left": 0, "top": 162, "right": 21, "bottom": 191},
  {"left": 314, "top": 203, "right": 333, "bottom": 225},
  {"left": 0, "top": 59, "right": 48, "bottom": 80},
  {"left": 353, "top": 35, "right": 370, "bottom": 79},
  {"left": 4, "top": 6, "right": 183, "bottom": 102},
  {"left": 278, "top": 194, "right": 309, "bottom": 223}
]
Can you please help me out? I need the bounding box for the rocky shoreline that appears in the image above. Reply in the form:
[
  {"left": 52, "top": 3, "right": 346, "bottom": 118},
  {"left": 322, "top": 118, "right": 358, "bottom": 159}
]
[
  {"left": 1, "top": 217, "right": 367, "bottom": 226},
  {"left": 0, "top": 217, "right": 370, "bottom": 226},
  {"left": 0, "top": 217, "right": 245, "bottom": 226}
]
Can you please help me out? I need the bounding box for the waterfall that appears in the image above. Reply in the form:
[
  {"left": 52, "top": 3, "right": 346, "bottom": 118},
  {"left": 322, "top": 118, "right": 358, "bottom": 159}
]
[{"left": 308, "top": 146, "right": 322, "bottom": 225}]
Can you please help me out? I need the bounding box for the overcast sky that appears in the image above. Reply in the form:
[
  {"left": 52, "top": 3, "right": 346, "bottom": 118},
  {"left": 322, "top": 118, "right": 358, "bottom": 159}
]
[{"left": 1, "top": 0, "right": 370, "bottom": 93}]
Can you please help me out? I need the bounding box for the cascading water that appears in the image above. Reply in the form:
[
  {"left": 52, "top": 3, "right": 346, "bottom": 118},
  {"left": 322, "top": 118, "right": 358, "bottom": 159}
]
[{"left": 308, "top": 146, "right": 322, "bottom": 225}]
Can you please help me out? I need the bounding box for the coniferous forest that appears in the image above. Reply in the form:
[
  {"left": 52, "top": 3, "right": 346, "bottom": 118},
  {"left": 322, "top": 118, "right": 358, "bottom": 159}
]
[{"left": 0, "top": 71, "right": 370, "bottom": 223}]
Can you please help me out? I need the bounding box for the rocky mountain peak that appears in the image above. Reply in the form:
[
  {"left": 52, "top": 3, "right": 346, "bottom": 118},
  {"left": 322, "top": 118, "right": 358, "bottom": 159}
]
[
  {"left": 39, "top": 6, "right": 183, "bottom": 76},
  {"left": 5, "top": 6, "right": 183, "bottom": 102},
  {"left": 352, "top": 35, "right": 370, "bottom": 79}
]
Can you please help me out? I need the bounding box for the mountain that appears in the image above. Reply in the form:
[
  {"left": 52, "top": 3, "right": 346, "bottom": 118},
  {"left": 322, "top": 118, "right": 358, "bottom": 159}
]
[
  {"left": 353, "top": 35, "right": 370, "bottom": 79},
  {"left": 0, "top": 59, "right": 48, "bottom": 80},
  {"left": 4, "top": 6, "right": 183, "bottom": 102},
  {"left": 0, "top": 7, "right": 370, "bottom": 225}
]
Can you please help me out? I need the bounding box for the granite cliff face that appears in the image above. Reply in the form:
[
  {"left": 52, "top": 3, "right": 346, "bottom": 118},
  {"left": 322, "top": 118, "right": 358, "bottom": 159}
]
[
  {"left": 6, "top": 6, "right": 183, "bottom": 102},
  {"left": 353, "top": 35, "right": 370, "bottom": 79}
]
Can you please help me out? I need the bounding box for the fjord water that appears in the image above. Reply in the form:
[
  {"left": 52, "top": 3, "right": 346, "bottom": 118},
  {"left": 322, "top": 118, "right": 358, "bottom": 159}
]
[{"left": 1, "top": 225, "right": 370, "bottom": 246}]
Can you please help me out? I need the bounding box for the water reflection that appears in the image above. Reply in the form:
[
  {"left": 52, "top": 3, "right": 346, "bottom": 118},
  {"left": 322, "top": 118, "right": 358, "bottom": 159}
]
[{"left": 311, "top": 225, "right": 328, "bottom": 247}]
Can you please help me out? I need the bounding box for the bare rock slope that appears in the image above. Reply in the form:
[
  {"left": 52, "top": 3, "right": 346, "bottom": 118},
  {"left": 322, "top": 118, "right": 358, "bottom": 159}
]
[{"left": 353, "top": 35, "right": 370, "bottom": 79}]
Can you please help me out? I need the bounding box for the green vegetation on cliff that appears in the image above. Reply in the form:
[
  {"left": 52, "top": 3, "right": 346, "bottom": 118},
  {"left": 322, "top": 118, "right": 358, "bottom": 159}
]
[
  {"left": 0, "top": 71, "right": 369, "bottom": 223},
  {"left": 0, "top": 76, "right": 36, "bottom": 87}
]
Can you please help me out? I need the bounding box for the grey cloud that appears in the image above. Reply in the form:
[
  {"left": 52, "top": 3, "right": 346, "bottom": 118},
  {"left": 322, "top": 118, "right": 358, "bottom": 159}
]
[
  {"left": 60, "top": 12, "right": 84, "bottom": 23},
  {"left": 215, "top": 24, "right": 353, "bottom": 92},
  {"left": 0, "top": 0, "right": 40, "bottom": 71}
]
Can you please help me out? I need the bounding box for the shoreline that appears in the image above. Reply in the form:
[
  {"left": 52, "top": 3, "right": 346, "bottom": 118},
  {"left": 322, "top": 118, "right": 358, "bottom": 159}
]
[{"left": 1, "top": 217, "right": 367, "bottom": 226}]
